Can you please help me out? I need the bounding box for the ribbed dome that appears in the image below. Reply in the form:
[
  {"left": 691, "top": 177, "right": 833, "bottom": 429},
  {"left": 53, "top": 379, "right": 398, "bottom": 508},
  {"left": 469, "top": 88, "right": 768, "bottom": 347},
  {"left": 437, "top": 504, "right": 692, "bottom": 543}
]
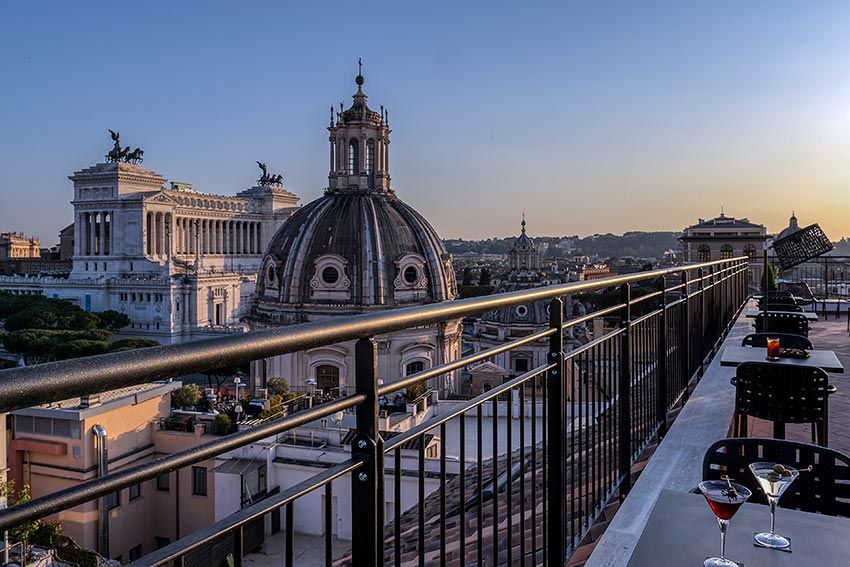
[{"left": 253, "top": 191, "right": 456, "bottom": 313}]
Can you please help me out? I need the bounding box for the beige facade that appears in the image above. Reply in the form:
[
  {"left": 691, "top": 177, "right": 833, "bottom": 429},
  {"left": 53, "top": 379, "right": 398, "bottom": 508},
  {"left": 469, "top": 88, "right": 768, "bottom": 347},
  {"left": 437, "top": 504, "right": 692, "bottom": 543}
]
[
  {"left": 680, "top": 213, "right": 767, "bottom": 263},
  {"left": 0, "top": 232, "right": 40, "bottom": 259},
  {"left": 8, "top": 383, "right": 219, "bottom": 563}
]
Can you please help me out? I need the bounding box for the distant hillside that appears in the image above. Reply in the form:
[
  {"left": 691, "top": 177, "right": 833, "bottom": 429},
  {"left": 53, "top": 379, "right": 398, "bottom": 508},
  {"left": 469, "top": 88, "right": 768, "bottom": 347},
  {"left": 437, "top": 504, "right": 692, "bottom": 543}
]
[{"left": 444, "top": 231, "right": 681, "bottom": 260}]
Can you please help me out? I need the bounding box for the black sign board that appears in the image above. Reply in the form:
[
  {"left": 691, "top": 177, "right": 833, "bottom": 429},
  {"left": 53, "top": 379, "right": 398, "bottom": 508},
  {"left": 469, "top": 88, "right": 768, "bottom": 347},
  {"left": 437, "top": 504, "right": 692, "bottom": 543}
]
[{"left": 772, "top": 223, "right": 833, "bottom": 270}]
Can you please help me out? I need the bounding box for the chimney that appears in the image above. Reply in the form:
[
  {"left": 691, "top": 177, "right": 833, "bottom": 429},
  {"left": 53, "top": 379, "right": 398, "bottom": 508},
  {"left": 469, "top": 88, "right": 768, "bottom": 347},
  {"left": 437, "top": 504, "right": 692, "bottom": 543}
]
[{"left": 79, "top": 393, "right": 101, "bottom": 409}]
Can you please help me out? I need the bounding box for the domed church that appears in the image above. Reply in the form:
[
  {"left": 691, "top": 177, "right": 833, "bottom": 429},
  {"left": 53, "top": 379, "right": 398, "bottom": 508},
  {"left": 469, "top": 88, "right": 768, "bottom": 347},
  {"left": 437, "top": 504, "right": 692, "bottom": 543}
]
[{"left": 247, "top": 70, "right": 461, "bottom": 395}]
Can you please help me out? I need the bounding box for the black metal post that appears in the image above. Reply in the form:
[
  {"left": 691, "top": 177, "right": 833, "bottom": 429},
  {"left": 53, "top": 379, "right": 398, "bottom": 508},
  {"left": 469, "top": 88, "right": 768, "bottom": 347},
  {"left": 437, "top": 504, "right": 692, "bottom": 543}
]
[
  {"left": 763, "top": 250, "right": 770, "bottom": 332},
  {"left": 233, "top": 526, "right": 244, "bottom": 567},
  {"left": 618, "top": 283, "right": 632, "bottom": 498},
  {"left": 697, "top": 267, "right": 706, "bottom": 379},
  {"left": 681, "top": 271, "right": 691, "bottom": 403},
  {"left": 657, "top": 275, "right": 668, "bottom": 438},
  {"left": 351, "top": 338, "right": 382, "bottom": 567},
  {"left": 546, "top": 297, "right": 567, "bottom": 563}
]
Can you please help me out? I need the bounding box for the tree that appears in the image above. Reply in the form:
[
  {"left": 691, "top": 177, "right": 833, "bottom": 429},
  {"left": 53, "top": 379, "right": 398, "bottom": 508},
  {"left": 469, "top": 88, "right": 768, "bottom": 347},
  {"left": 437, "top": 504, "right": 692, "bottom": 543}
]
[
  {"left": 461, "top": 267, "right": 473, "bottom": 286},
  {"left": 405, "top": 382, "right": 427, "bottom": 401},
  {"left": 172, "top": 384, "right": 201, "bottom": 409},
  {"left": 97, "top": 310, "right": 130, "bottom": 331},
  {"left": 267, "top": 377, "right": 291, "bottom": 398},
  {"left": 762, "top": 262, "right": 779, "bottom": 291},
  {"left": 214, "top": 413, "right": 233, "bottom": 435},
  {"left": 2, "top": 329, "right": 111, "bottom": 364},
  {"left": 479, "top": 268, "right": 491, "bottom": 286},
  {"left": 0, "top": 480, "right": 62, "bottom": 556}
]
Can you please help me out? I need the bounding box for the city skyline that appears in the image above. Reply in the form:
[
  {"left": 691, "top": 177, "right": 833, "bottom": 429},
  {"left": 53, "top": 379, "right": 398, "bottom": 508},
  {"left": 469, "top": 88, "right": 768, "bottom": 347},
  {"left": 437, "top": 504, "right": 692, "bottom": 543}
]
[{"left": 2, "top": 1, "right": 849, "bottom": 242}]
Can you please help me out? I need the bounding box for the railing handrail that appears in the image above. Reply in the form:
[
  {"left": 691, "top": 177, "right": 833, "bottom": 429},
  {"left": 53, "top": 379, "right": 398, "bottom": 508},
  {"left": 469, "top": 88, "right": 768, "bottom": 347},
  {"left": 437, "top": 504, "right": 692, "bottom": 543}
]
[{"left": 0, "top": 257, "right": 747, "bottom": 414}]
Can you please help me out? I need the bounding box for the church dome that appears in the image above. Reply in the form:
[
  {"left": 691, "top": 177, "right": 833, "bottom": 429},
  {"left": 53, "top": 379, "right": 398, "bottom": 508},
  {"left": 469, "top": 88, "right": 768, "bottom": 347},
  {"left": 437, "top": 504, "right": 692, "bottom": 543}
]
[
  {"left": 254, "top": 191, "right": 456, "bottom": 309},
  {"left": 250, "top": 70, "right": 456, "bottom": 321}
]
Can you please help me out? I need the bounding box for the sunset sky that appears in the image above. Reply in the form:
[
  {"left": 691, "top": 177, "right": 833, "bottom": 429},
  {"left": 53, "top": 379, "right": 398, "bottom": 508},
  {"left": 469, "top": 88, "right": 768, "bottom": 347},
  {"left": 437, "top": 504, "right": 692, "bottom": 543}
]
[{"left": 1, "top": 1, "right": 849, "bottom": 242}]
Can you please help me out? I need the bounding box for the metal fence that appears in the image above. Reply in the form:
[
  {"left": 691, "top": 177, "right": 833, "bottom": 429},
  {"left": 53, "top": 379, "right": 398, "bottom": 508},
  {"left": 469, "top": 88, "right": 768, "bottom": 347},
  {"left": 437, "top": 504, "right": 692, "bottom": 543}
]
[{"left": 0, "top": 258, "right": 749, "bottom": 567}]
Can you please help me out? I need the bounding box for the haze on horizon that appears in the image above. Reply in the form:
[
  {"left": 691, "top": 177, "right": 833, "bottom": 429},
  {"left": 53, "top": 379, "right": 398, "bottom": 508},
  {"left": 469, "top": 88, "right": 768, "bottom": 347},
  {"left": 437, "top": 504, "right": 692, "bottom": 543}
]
[{"left": 1, "top": 1, "right": 849, "bottom": 244}]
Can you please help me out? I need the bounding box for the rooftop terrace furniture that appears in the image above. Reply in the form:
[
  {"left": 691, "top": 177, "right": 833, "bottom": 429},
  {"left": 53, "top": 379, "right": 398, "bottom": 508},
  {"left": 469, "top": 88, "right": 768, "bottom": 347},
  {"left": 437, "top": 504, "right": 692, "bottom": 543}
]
[
  {"left": 702, "top": 437, "right": 850, "bottom": 517},
  {"left": 763, "top": 303, "right": 805, "bottom": 312},
  {"left": 753, "top": 311, "right": 810, "bottom": 337},
  {"left": 741, "top": 332, "right": 813, "bottom": 350},
  {"left": 732, "top": 361, "right": 831, "bottom": 445}
]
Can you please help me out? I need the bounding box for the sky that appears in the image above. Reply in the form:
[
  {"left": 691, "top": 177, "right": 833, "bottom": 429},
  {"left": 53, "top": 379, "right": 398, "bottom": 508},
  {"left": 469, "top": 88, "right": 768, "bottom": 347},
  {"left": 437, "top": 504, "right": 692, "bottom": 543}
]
[{"left": 1, "top": 1, "right": 849, "bottom": 243}]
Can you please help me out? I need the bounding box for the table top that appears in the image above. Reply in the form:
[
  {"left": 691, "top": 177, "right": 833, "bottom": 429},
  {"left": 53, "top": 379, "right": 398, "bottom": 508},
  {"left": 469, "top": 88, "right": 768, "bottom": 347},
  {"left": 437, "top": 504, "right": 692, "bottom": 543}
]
[
  {"left": 744, "top": 310, "right": 819, "bottom": 320},
  {"left": 720, "top": 345, "right": 844, "bottom": 373},
  {"left": 628, "top": 489, "right": 850, "bottom": 566}
]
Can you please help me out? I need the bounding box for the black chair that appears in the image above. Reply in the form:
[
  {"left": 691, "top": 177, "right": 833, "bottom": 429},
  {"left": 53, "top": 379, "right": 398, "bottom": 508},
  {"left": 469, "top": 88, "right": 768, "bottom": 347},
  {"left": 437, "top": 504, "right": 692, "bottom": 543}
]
[
  {"left": 732, "top": 361, "right": 830, "bottom": 445},
  {"left": 753, "top": 312, "right": 809, "bottom": 337},
  {"left": 702, "top": 438, "right": 850, "bottom": 517},
  {"left": 741, "top": 332, "right": 813, "bottom": 350}
]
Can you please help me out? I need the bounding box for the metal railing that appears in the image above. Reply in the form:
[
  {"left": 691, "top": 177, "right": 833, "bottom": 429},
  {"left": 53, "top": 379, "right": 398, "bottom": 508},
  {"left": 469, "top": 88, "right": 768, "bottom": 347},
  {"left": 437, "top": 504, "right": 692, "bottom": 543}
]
[{"left": 0, "top": 258, "right": 749, "bottom": 567}]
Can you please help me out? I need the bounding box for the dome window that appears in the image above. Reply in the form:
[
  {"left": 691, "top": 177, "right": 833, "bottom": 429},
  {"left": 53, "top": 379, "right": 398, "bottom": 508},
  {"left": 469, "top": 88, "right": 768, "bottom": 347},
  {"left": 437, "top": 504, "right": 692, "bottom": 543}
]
[
  {"left": 348, "top": 139, "right": 359, "bottom": 174},
  {"left": 365, "top": 139, "right": 375, "bottom": 174},
  {"left": 515, "top": 305, "right": 528, "bottom": 317},
  {"left": 322, "top": 266, "right": 340, "bottom": 285},
  {"left": 266, "top": 265, "right": 276, "bottom": 283},
  {"left": 403, "top": 265, "right": 419, "bottom": 285}
]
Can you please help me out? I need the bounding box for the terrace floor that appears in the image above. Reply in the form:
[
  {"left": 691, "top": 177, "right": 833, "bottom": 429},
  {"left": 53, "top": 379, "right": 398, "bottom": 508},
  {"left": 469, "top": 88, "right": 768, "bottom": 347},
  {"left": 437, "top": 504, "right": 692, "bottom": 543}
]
[{"left": 745, "top": 315, "right": 850, "bottom": 453}]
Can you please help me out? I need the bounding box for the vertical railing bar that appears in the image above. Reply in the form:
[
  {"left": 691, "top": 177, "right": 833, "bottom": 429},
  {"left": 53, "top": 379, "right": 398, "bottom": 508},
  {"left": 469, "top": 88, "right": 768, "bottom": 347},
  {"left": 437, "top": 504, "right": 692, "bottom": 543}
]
[
  {"left": 545, "top": 297, "right": 566, "bottom": 565},
  {"left": 351, "top": 338, "right": 380, "bottom": 567},
  {"left": 508, "top": 385, "right": 515, "bottom": 565},
  {"left": 459, "top": 416, "right": 466, "bottom": 567},
  {"left": 531, "top": 372, "right": 538, "bottom": 563},
  {"left": 657, "top": 274, "right": 668, "bottom": 438},
  {"left": 492, "top": 397, "right": 499, "bottom": 564},
  {"left": 394, "top": 447, "right": 401, "bottom": 567},
  {"left": 477, "top": 406, "right": 483, "bottom": 564},
  {"left": 440, "top": 421, "right": 447, "bottom": 567},
  {"left": 618, "top": 283, "right": 632, "bottom": 498},
  {"left": 519, "top": 384, "right": 526, "bottom": 565},
  {"left": 418, "top": 442, "right": 425, "bottom": 567},
  {"left": 325, "top": 483, "right": 333, "bottom": 567},
  {"left": 285, "top": 503, "right": 294, "bottom": 567}
]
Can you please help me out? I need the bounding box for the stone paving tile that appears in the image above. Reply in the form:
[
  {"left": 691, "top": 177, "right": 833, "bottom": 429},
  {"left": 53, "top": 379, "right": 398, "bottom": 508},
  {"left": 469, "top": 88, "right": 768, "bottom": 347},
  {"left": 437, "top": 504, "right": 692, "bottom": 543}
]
[{"left": 746, "top": 315, "right": 850, "bottom": 455}]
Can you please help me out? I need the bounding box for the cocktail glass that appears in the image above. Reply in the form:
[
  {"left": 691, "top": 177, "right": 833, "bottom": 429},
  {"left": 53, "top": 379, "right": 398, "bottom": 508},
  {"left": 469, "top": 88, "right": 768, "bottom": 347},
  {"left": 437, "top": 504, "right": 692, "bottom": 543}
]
[
  {"left": 749, "top": 462, "right": 800, "bottom": 549},
  {"left": 698, "top": 479, "right": 752, "bottom": 567},
  {"left": 766, "top": 337, "right": 780, "bottom": 361}
]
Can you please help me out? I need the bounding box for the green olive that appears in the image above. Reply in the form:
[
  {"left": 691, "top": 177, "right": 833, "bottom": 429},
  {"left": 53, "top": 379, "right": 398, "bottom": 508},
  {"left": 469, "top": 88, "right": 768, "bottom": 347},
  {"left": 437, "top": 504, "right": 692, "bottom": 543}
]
[{"left": 773, "top": 464, "right": 787, "bottom": 473}]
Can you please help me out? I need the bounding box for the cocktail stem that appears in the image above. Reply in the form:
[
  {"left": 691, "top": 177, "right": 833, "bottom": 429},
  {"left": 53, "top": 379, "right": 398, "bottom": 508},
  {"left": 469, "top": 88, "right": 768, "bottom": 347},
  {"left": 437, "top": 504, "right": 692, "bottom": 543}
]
[
  {"left": 768, "top": 495, "right": 778, "bottom": 534},
  {"left": 718, "top": 518, "right": 729, "bottom": 559}
]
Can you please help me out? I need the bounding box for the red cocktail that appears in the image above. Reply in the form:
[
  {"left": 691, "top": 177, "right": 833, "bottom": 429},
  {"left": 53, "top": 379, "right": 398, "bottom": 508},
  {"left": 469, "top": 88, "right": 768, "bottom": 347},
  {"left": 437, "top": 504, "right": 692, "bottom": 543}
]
[
  {"left": 698, "top": 479, "right": 752, "bottom": 567},
  {"left": 766, "top": 337, "right": 780, "bottom": 361}
]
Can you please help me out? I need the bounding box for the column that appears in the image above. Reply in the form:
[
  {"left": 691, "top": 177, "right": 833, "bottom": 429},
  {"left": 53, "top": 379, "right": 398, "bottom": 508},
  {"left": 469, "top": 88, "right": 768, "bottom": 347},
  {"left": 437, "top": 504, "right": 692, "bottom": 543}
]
[
  {"left": 217, "top": 221, "right": 223, "bottom": 254},
  {"left": 90, "top": 212, "right": 97, "bottom": 256},
  {"left": 330, "top": 139, "right": 335, "bottom": 172},
  {"left": 225, "top": 221, "right": 231, "bottom": 255},
  {"left": 201, "top": 220, "right": 207, "bottom": 254},
  {"left": 360, "top": 137, "right": 366, "bottom": 174},
  {"left": 103, "top": 212, "right": 110, "bottom": 256},
  {"left": 249, "top": 223, "right": 255, "bottom": 254},
  {"left": 256, "top": 222, "right": 262, "bottom": 254}
]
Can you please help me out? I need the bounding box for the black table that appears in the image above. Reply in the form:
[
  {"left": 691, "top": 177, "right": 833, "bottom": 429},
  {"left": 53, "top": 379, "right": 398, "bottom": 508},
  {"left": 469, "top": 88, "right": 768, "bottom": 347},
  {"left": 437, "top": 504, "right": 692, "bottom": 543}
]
[
  {"left": 744, "top": 310, "right": 819, "bottom": 321},
  {"left": 629, "top": 489, "right": 850, "bottom": 566},
  {"left": 720, "top": 346, "right": 844, "bottom": 373}
]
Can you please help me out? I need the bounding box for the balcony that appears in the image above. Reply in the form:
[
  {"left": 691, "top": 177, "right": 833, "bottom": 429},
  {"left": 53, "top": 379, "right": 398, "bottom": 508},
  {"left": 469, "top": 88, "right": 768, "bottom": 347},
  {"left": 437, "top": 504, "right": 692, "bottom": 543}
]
[{"left": 0, "top": 259, "right": 749, "bottom": 566}]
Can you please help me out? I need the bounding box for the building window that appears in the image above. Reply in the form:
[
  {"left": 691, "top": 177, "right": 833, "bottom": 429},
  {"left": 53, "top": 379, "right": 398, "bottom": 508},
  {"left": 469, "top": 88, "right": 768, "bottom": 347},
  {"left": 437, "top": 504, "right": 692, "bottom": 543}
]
[
  {"left": 744, "top": 245, "right": 757, "bottom": 260},
  {"left": 514, "top": 358, "right": 530, "bottom": 373},
  {"left": 316, "top": 365, "right": 340, "bottom": 392},
  {"left": 129, "top": 483, "right": 141, "bottom": 501},
  {"left": 321, "top": 266, "right": 340, "bottom": 285},
  {"left": 15, "top": 416, "right": 80, "bottom": 439},
  {"left": 719, "top": 244, "right": 734, "bottom": 259},
  {"left": 405, "top": 360, "right": 425, "bottom": 376},
  {"left": 365, "top": 139, "right": 375, "bottom": 174},
  {"left": 348, "top": 138, "right": 359, "bottom": 174},
  {"left": 157, "top": 473, "right": 170, "bottom": 492},
  {"left": 697, "top": 245, "right": 711, "bottom": 262},
  {"left": 129, "top": 544, "right": 143, "bottom": 562},
  {"left": 106, "top": 491, "right": 120, "bottom": 510},
  {"left": 192, "top": 466, "right": 208, "bottom": 496}
]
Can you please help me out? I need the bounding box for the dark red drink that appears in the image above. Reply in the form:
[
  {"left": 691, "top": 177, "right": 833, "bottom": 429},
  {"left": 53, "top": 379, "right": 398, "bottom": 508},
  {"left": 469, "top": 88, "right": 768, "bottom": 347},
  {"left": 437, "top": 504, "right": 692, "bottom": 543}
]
[{"left": 705, "top": 494, "right": 745, "bottom": 520}]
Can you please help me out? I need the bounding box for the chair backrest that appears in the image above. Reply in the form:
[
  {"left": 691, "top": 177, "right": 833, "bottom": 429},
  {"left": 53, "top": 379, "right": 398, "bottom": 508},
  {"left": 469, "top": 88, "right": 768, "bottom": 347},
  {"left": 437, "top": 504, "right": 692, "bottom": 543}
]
[
  {"left": 703, "top": 437, "right": 850, "bottom": 517},
  {"left": 754, "top": 312, "right": 810, "bottom": 336},
  {"left": 734, "top": 361, "right": 829, "bottom": 425},
  {"left": 765, "top": 304, "right": 804, "bottom": 313},
  {"left": 740, "top": 333, "right": 814, "bottom": 350},
  {"left": 780, "top": 282, "right": 816, "bottom": 301}
]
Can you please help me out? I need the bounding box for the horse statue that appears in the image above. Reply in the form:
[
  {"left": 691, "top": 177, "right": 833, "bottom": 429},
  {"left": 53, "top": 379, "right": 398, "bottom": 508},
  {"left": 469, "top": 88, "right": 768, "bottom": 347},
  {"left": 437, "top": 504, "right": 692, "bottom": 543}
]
[
  {"left": 126, "top": 148, "right": 144, "bottom": 163},
  {"left": 269, "top": 174, "right": 283, "bottom": 186}
]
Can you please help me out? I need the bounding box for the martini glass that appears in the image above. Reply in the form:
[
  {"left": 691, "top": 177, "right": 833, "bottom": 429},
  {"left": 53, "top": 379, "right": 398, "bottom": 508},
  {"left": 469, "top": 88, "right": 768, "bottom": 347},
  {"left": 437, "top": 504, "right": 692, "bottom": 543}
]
[
  {"left": 699, "top": 479, "right": 752, "bottom": 567},
  {"left": 749, "top": 462, "right": 800, "bottom": 549}
]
